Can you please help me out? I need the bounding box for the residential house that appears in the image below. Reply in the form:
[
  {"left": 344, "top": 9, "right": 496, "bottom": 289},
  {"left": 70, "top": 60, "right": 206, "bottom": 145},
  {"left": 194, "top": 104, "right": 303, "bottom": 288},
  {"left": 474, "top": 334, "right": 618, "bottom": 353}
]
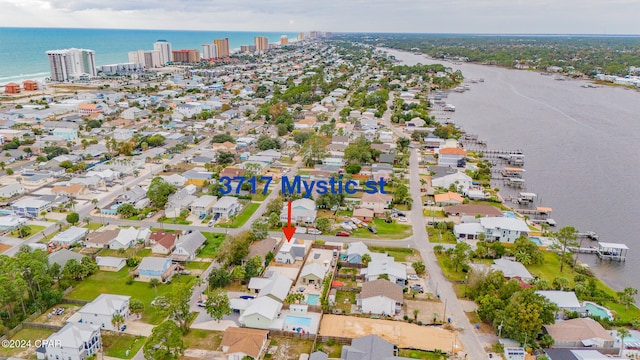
[
  {"left": 113, "top": 128, "right": 135, "bottom": 141},
  {"left": 543, "top": 349, "right": 621, "bottom": 360},
  {"left": 455, "top": 217, "right": 530, "bottom": 243},
  {"left": 51, "top": 183, "right": 87, "bottom": 197},
  {"left": 109, "top": 227, "right": 150, "bottom": 250},
  {"left": 353, "top": 208, "right": 374, "bottom": 222},
  {"left": 48, "top": 249, "right": 85, "bottom": 268},
  {"left": 41, "top": 323, "right": 101, "bottom": 360},
  {"left": 190, "top": 195, "right": 218, "bottom": 217},
  {"left": 357, "top": 279, "right": 404, "bottom": 316},
  {"left": 300, "top": 263, "right": 328, "bottom": 285},
  {"left": 360, "top": 193, "right": 392, "bottom": 216},
  {"left": 220, "top": 167, "right": 245, "bottom": 179},
  {"left": 210, "top": 141, "right": 237, "bottom": 152},
  {"left": 78, "top": 294, "right": 130, "bottom": 331},
  {"left": 346, "top": 241, "right": 373, "bottom": 264},
  {"left": 491, "top": 258, "right": 534, "bottom": 282},
  {"left": 361, "top": 256, "right": 407, "bottom": 285},
  {"left": 434, "top": 192, "right": 465, "bottom": 206},
  {"left": 0, "top": 215, "right": 26, "bottom": 231},
  {"left": 276, "top": 239, "right": 307, "bottom": 264},
  {"left": 536, "top": 290, "right": 581, "bottom": 319},
  {"left": 0, "top": 183, "right": 24, "bottom": 198},
  {"left": 220, "top": 327, "right": 269, "bottom": 360},
  {"left": 437, "top": 147, "right": 467, "bottom": 167},
  {"left": 341, "top": 335, "right": 412, "bottom": 360},
  {"left": 51, "top": 226, "right": 89, "bottom": 247},
  {"left": 258, "top": 273, "right": 293, "bottom": 303},
  {"left": 116, "top": 186, "right": 146, "bottom": 205},
  {"left": 239, "top": 296, "right": 282, "bottom": 330},
  {"left": 543, "top": 318, "right": 615, "bottom": 348},
  {"left": 245, "top": 237, "right": 279, "bottom": 265},
  {"left": 11, "top": 197, "right": 51, "bottom": 218},
  {"left": 280, "top": 198, "right": 317, "bottom": 224},
  {"left": 84, "top": 229, "right": 118, "bottom": 249},
  {"left": 165, "top": 187, "right": 197, "bottom": 218},
  {"left": 51, "top": 128, "right": 78, "bottom": 141},
  {"left": 149, "top": 231, "right": 178, "bottom": 255},
  {"left": 172, "top": 230, "right": 206, "bottom": 261},
  {"left": 95, "top": 256, "right": 126, "bottom": 272},
  {"left": 212, "top": 196, "right": 240, "bottom": 220},
  {"left": 161, "top": 174, "right": 187, "bottom": 187},
  {"left": 182, "top": 169, "right": 213, "bottom": 186},
  {"left": 431, "top": 171, "right": 473, "bottom": 194},
  {"left": 135, "top": 257, "right": 177, "bottom": 282}
]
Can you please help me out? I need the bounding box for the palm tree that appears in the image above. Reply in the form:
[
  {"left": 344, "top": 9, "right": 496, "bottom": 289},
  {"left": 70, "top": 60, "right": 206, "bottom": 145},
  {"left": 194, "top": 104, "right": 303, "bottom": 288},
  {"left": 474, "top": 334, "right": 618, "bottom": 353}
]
[
  {"left": 149, "top": 278, "right": 160, "bottom": 296},
  {"left": 412, "top": 309, "right": 420, "bottom": 322},
  {"left": 361, "top": 253, "right": 372, "bottom": 267},
  {"left": 618, "top": 327, "right": 630, "bottom": 357},
  {"left": 111, "top": 313, "right": 125, "bottom": 334},
  {"left": 91, "top": 198, "right": 98, "bottom": 208}
]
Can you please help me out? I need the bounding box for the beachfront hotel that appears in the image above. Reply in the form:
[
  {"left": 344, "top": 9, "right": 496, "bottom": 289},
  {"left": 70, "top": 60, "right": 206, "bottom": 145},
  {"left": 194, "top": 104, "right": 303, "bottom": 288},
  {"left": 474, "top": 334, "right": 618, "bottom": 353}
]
[
  {"left": 153, "top": 40, "right": 173, "bottom": 64},
  {"left": 214, "top": 38, "right": 230, "bottom": 58},
  {"left": 255, "top": 36, "right": 269, "bottom": 52},
  {"left": 46, "top": 48, "right": 97, "bottom": 82}
]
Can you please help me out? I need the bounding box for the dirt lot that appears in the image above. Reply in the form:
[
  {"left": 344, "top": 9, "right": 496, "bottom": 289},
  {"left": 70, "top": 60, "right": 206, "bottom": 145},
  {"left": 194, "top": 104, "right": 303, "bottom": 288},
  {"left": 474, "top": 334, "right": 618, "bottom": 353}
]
[
  {"left": 34, "top": 304, "right": 81, "bottom": 326},
  {"left": 319, "top": 314, "right": 462, "bottom": 352},
  {"left": 404, "top": 300, "right": 446, "bottom": 324},
  {"left": 267, "top": 336, "right": 314, "bottom": 360}
]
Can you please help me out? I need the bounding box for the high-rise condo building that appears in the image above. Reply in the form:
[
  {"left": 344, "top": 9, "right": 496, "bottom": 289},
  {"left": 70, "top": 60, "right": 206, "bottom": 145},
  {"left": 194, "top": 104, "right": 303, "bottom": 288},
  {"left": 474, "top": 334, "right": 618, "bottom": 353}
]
[
  {"left": 255, "top": 36, "right": 269, "bottom": 52},
  {"left": 280, "top": 35, "right": 289, "bottom": 45},
  {"left": 46, "top": 48, "right": 97, "bottom": 82},
  {"left": 171, "top": 49, "right": 201, "bottom": 63},
  {"left": 128, "top": 50, "right": 161, "bottom": 68},
  {"left": 202, "top": 43, "right": 218, "bottom": 60},
  {"left": 297, "top": 32, "right": 305, "bottom": 41},
  {"left": 153, "top": 40, "right": 173, "bottom": 65},
  {"left": 214, "top": 38, "right": 230, "bottom": 58}
]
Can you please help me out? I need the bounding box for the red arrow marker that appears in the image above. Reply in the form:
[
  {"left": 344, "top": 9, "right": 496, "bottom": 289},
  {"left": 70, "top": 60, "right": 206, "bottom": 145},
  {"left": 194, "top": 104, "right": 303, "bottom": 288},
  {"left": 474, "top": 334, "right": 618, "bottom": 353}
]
[{"left": 282, "top": 200, "right": 296, "bottom": 242}]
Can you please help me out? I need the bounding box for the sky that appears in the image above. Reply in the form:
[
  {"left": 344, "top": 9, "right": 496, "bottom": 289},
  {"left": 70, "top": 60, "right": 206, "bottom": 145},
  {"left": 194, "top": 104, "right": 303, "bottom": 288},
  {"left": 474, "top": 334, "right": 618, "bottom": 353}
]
[{"left": 1, "top": 0, "right": 639, "bottom": 34}]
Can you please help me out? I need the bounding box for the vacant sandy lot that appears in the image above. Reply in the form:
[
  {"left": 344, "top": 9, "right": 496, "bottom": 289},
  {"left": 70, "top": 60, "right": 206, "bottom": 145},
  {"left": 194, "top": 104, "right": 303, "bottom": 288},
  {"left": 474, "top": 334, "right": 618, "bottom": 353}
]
[
  {"left": 404, "top": 300, "right": 446, "bottom": 324},
  {"left": 319, "top": 314, "right": 462, "bottom": 352}
]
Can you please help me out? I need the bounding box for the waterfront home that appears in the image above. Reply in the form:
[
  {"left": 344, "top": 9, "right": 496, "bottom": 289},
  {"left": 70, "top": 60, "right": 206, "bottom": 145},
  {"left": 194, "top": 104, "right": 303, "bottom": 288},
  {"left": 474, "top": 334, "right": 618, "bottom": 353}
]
[
  {"left": 431, "top": 171, "right": 472, "bottom": 194},
  {"left": 536, "top": 290, "right": 581, "bottom": 319},
  {"left": 437, "top": 147, "right": 467, "bottom": 167},
  {"left": 454, "top": 217, "right": 530, "bottom": 243},
  {"left": 357, "top": 280, "right": 404, "bottom": 315},
  {"left": 280, "top": 198, "right": 317, "bottom": 224},
  {"left": 360, "top": 192, "right": 393, "bottom": 216},
  {"left": 434, "top": 191, "right": 465, "bottom": 206},
  {"left": 40, "top": 323, "right": 101, "bottom": 360},
  {"left": 11, "top": 197, "right": 51, "bottom": 218},
  {"left": 78, "top": 294, "right": 130, "bottom": 331},
  {"left": 171, "top": 230, "right": 206, "bottom": 261},
  {"left": 48, "top": 249, "right": 85, "bottom": 268},
  {"left": 135, "top": 257, "right": 177, "bottom": 282},
  {"left": 51, "top": 226, "right": 89, "bottom": 247},
  {"left": 212, "top": 196, "right": 240, "bottom": 220},
  {"left": 95, "top": 256, "right": 126, "bottom": 272},
  {"left": 491, "top": 258, "right": 534, "bottom": 282},
  {"left": 239, "top": 296, "right": 282, "bottom": 330},
  {"left": 221, "top": 327, "right": 269, "bottom": 360},
  {"left": 543, "top": 318, "right": 615, "bottom": 348}
]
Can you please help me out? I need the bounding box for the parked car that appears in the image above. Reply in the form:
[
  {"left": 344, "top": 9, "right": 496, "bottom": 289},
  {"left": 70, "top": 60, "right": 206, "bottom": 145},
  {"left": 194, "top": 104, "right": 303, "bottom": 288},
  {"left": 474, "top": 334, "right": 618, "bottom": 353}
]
[
  {"left": 196, "top": 300, "right": 205, "bottom": 307},
  {"left": 307, "top": 228, "right": 322, "bottom": 235},
  {"left": 207, "top": 220, "right": 214, "bottom": 227},
  {"left": 410, "top": 284, "right": 424, "bottom": 293},
  {"left": 397, "top": 217, "right": 408, "bottom": 222},
  {"left": 368, "top": 227, "right": 377, "bottom": 234},
  {"left": 335, "top": 231, "right": 350, "bottom": 237},
  {"left": 425, "top": 201, "right": 435, "bottom": 206},
  {"left": 407, "top": 275, "right": 420, "bottom": 281}
]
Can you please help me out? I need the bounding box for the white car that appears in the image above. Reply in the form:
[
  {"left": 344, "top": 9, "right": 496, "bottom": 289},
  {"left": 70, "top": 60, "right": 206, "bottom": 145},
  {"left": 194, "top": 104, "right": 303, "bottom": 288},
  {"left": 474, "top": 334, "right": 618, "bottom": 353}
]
[
  {"left": 307, "top": 228, "right": 322, "bottom": 235},
  {"left": 407, "top": 275, "right": 420, "bottom": 280},
  {"left": 207, "top": 220, "right": 214, "bottom": 227},
  {"left": 397, "top": 217, "right": 408, "bottom": 222}
]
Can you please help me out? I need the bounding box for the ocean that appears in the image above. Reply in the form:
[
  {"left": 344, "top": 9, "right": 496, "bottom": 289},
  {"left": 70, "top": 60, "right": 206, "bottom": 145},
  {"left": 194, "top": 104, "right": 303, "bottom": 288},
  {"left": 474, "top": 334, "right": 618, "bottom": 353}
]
[{"left": 0, "top": 27, "right": 299, "bottom": 84}]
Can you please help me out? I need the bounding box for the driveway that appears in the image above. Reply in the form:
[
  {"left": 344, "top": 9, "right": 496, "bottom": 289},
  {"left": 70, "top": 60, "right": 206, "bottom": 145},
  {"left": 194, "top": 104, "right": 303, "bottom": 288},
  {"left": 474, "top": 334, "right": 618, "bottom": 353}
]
[{"left": 124, "top": 319, "right": 154, "bottom": 337}]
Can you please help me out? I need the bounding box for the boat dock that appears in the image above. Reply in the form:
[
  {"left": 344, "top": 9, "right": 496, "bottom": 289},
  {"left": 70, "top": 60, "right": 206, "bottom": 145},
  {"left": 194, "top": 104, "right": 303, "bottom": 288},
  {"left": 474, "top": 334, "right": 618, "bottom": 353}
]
[{"left": 570, "top": 242, "right": 629, "bottom": 262}]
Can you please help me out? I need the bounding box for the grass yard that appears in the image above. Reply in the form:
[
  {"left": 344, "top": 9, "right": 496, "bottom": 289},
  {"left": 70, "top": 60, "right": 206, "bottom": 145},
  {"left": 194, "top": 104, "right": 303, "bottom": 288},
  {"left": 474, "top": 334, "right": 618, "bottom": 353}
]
[
  {"left": 0, "top": 328, "right": 55, "bottom": 358},
  {"left": 184, "top": 261, "right": 211, "bottom": 271},
  {"left": 197, "top": 232, "right": 226, "bottom": 258},
  {"left": 266, "top": 336, "right": 314, "bottom": 360},
  {"left": 334, "top": 290, "right": 356, "bottom": 314},
  {"left": 351, "top": 218, "right": 412, "bottom": 240},
  {"left": 99, "top": 246, "right": 147, "bottom": 258},
  {"left": 251, "top": 190, "right": 271, "bottom": 202},
  {"left": 315, "top": 340, "right": 343, "bottom": 357},
  {"left": 7, "top": 225, "right": 46, "bottom": 238},
  {"left": 83, "top": 222, "right": 104, "bottom": 231},
  {"left": 399, "top": 349, "right": 449, "bottom": 359},
  {"left": 217, "top": 202, "right": 260, "bottom": 228},
  {"left": 66, "top": 268, "right": 195, "bottom": 324},
  {"left": 162, "top": 217, "right": 192, "bottom": 225},
  {"left": 102, "top": 334, "right": 146, "bottom": 359},
  {"left": 427, "top": 229, "right": 457, "bottom": 244},
  {"left": 182, "top": 329, "right": 223, "bottom": 350},
  {"left": 434, "top": 253, "right": 467, "bottom": 282},
  {"left": 369, "top": 246, "right": 418, "bottom": 262}
]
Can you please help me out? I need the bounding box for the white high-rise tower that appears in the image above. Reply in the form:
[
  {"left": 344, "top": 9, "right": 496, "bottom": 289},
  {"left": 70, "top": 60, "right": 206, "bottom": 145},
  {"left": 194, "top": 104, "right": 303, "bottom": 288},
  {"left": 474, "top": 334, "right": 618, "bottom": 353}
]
[
  {"left": 46, "top": 48, "right": 96, "bottom": 82},
  {"left": 153, "top": 40, "right": 172, "bottom": 65}
]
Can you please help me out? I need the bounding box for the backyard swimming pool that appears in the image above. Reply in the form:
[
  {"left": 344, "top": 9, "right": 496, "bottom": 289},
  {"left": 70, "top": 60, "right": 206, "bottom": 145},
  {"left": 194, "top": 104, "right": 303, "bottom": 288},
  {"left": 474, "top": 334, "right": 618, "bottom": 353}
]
[
  {"left": 285, "top": 315, "right": 312, "bottom": 326},
  {"left": 503, "top": 211, "right": 516, "bottom": 218},
  {"left": 306, "top": 294, "right": 319, "bottom": 305},
  {"left": 583, "top": 302, "right": 613, "bottom": 320},
  {"left": 530, "top": 236, "right": 543, "bottom": 246}
]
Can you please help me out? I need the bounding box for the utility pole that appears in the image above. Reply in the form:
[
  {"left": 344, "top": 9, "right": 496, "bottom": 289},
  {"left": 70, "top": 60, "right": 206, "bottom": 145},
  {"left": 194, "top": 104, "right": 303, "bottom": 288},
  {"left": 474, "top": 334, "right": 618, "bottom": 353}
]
[{"left": 442, "top": 298, "right": 448, "bottom": 323}]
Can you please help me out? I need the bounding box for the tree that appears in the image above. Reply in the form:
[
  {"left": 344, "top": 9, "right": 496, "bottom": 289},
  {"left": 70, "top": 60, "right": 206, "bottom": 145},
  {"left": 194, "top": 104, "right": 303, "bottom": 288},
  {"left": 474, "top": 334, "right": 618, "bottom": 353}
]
[
  {"left": 208, "top": 268, "right": 231, "bottom": 289},
  {"left": 265, "top": 251, "right": 275, "bottom": 267},
  {"left": 494, "top": 289, "right": 557, "bottom": 347},
  {"left": 361, "top": 253, "right": 372, "bottom": 266},
  {"left": 378, "top": 274, "right": 390, "bottom": 280},
  {"left": 553, "top": 226, "right": 578, "bottom": 273},
  {"left": 397, "top": 137, "right": 410, "bottom": 152},
  {"left": 618, "top": 327, "right": 630, "bottom": 357},
  {"left": 244, "top": 255, "right": 263, "bottom": 280},
  {"left": 65, "top": 212, "right": 80, "bottom": 225},
  {"left": 216, "top": 151, "right": 235, "bottom": 166},
  {"left": 17, "top": 225, "right": 31, "bottom": 238},
  {"left": 205, "top": 289, "right": 232, "bottom": 322},
  {"left": 250, "top": 218, "right": 268, "bottom": 240},
  {"left": 315, "top": 218, "right": 331, "bottom": 232},
  {"left": 268, "top": 212, "right": 281, "bottom": 228},
  {"left": 552, "top": 277, "right": 570, "bottom": 291},
  {"left": 345, "top": 163, "right": 362, "bottom": 174},
  {"left": 5, "top": 168, "right": 13, "bottom": 175},
  {"left": 617, "top": 287, "right": 638, "bottom": 310},
  {"left": 111, "top": 313, "right": 125, "bottom": 332},
  {"left": 451, "top": 242, "right": 471, "bottom": 272},
  {"left": 412, "top": 261, "right": 426, "bottom": 276},
  {"left": 129, "top": 299, "right": 145, "bottom": 319},
  {"left": 143, "top": 320, "right": 184, "bottom": 360},
  {"left": 413, "top": 308, "right": 420, "bottom": 321},
  {"left": 392, "top": 184, "right": 411, "bottom": 206},
  {"left": 147, "top": 177, "right": 177, "bottom": 209},
  {"left": 166, "top": 283, "right": 195, "bottom": 334},
  {"left": 513, "top": 236, "right": 543, "bottom": 265},
  {"left": 117, "top": 203, "right": 137, "bottom": 218},
  {"left": 257, "top": 136, "right": 281, "bottom": 151},
  {"left": 539, "top": 334, "right": 555, "bottom": 349},
  {"left": 285, "top": 293, "right": 305, "bottom": 304},
  {"left": 216, "top": 232, "right": 251, "bottom": 267},
  {"left": 149, "top": 278, "right": 160, "bottom": 296}
]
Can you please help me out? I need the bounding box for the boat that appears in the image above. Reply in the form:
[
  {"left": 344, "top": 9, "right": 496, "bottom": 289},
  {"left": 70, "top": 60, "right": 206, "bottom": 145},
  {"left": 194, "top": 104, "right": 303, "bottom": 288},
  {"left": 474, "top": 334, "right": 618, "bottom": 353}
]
[{"left": 443, "top": 104, "right": 456, "bottom": 112}]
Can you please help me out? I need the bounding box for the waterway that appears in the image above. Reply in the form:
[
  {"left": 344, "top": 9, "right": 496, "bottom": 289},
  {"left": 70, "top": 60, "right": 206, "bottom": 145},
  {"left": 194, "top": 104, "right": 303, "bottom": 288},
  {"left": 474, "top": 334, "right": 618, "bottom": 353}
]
[{"left": 385, "top": 48, "right": 640, "bottom": 298}]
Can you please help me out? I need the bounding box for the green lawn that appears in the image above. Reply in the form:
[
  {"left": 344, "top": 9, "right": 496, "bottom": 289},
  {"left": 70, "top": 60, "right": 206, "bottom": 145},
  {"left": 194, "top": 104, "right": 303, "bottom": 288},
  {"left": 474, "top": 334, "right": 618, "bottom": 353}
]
[
  {"left": 427, "top": 229, "right": 457, "bottom": 244},
  {"left": 83, "top": 222, "right": 104, "bottom": 231},
  {"left": 315, "top": 340, "right": 343, "bottom": 358},
  {"left": 7, "top": 225, "right": 46, "bottom": 238},
  {"left": 251, "top": 190, "right": 271, "bottom": 202},
  {"left": 66, "top": 268, "right": 195, "bottom": 324},
  {"left": 435, "top": 253, "right": 467, "bottom": 282},
  {"left": 99, "top": 246, "right": 147, "bottom": 258},
  {"left": 399, "top": 349, "right": 448, "bottom": 359},
  {"left": 182, "top": 329, "right": 223, "bottom": 350},
  {"left": 335, "top": 290, "right": 356, "bottom": 313},
  {"left": 0, "top": 328, "right": 55, "bottom": 357},
  {"left": 102, "top": 334, "right": 146, "bottom": 359},
  {"left": 351, "top": 218, "right": 412, "bottom": 240},
  {"left": 217, "top": 203, "right": 260, "bottom": 229},
  {"left": 369, "top": 246, "right": 417, "bottom": 262},
  {"left": 184, "top": 261, "right": 211, "bottom": 271},
  {"left": 163, "top": 217, "right": 192, "bottom": 225},
  {"left": 197, "top": 232, "right": 226, "bottom": 258}
]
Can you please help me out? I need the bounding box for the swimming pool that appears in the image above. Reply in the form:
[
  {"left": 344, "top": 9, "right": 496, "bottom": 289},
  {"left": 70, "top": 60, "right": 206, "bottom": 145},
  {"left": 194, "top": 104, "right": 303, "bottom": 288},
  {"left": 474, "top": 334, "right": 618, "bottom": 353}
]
[
  {"left": 306, "top": 294, "right": 319, "bottom": 305},
  {"left": 285, "top": 315, "right": 312, "bottom": 326},
  {"left": 503, "top": 211, "right": 516, "bottom": 218},
  {"left": 583, "top": 302, "right": 613, "bottom": 320},
  {"left": 530, "top": 237, "right": 543, "bottom": 246}
]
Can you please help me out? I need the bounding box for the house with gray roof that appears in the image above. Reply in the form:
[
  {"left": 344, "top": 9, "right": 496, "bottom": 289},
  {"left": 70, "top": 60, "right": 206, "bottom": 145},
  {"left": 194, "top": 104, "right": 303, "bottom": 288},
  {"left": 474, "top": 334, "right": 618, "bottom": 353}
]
[
  {"left": 77, "top": 294, "right": 130, "bottom": 331},
  {"left": 48, "top": 249, "right": 85, "bottom": 268},
  {"left": 171, "top": 230, "right": 206, "bottom": 261},
  {"left": 341, "top": 334, "right": 412, "bottom": 360},
  {"left": 239, "top": 296, "right": 282, "bottom": 330},
  {"left": 41, "top": 323, "right": 101, "bottom": 360},
  {"left": 211, "top": 196, "right": 240, "bottom": 220},
  {"left": 276, "top": 239, "right": 307, "bottom": 264},
  {"left": 491, "top": 258, "right": 534, "bottom": 281},
  {"left": 300, "top": 263, "right": 328, "bottom": 285},
  {"left": 51, "top": 226, "right": 88, "bottom": 247},
  {"left": 116, "top": 185, "right": 146, "bottom": 205},
  {"left": 361, "top": 256, "right": 407, "bottom": 285},
  {"left": 257, "top": 273, "right": 293, "bottom": 303},
  {"left": 357, "top": 279, "right": 404, "bottom": 316}
]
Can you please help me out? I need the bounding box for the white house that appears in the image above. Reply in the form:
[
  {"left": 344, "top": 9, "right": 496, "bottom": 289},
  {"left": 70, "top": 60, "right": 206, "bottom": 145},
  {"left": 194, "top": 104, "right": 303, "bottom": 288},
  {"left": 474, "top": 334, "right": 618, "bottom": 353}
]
[
  {"left": 212, "top": 196, "right": 240, "bottom": 220},
  {"left": 109, "top": 226, "right": 151, "bottom": 250},
  {"left": 41, "top": 323, "right": 101, "bottom": 360},
  {"left": 95, "top": 256, "right": 127, "bottom": 272},
  {"left": 239, "top": 296, "right": 283, "bottom": 330},
  {"left": 190, "top": 195, "right": 218, "bottom": 217},
  {"left": 536, "top": 290, "right": 581, "bottom": 318},
  {"left": 431, "top": 171, "right": 473, "bottom": 194},
  {"left": 78, "top": 294, "right": 130, "bottom": 331},
  {"left": 0, "top": 215, "right": 26, "bottom": 231},
  {"left": 360, "top": 256, "right": 407, "bottom": 285},
  {"left": 0, "top": 183, "right": 24, "bottom": 198},
  {"left": 357, "top": 279, "right": 404, "bottom": 316},
  {"left": 437, "top": 147, "right": 467, "bottom": 167},
  {"left": 11, "top": 197, "right": 51, "bottom": 218},
  {"left": 51, "top": 226, "right": 88, "bottom": 247},
  {"left": 51, "top": 128, "right": 78, "bottom": 141},
  {"left": 257, "top": 273, "right": 293, "bottom": 303},
  {"left": 276, "top": 239, "right": 307, "bottom": 265},
  {"left": 454, "top": 217, "right": 530, "bottom": 243},
  {"left": 280, "top": 198, "right": 317, "bottom": 224}
]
